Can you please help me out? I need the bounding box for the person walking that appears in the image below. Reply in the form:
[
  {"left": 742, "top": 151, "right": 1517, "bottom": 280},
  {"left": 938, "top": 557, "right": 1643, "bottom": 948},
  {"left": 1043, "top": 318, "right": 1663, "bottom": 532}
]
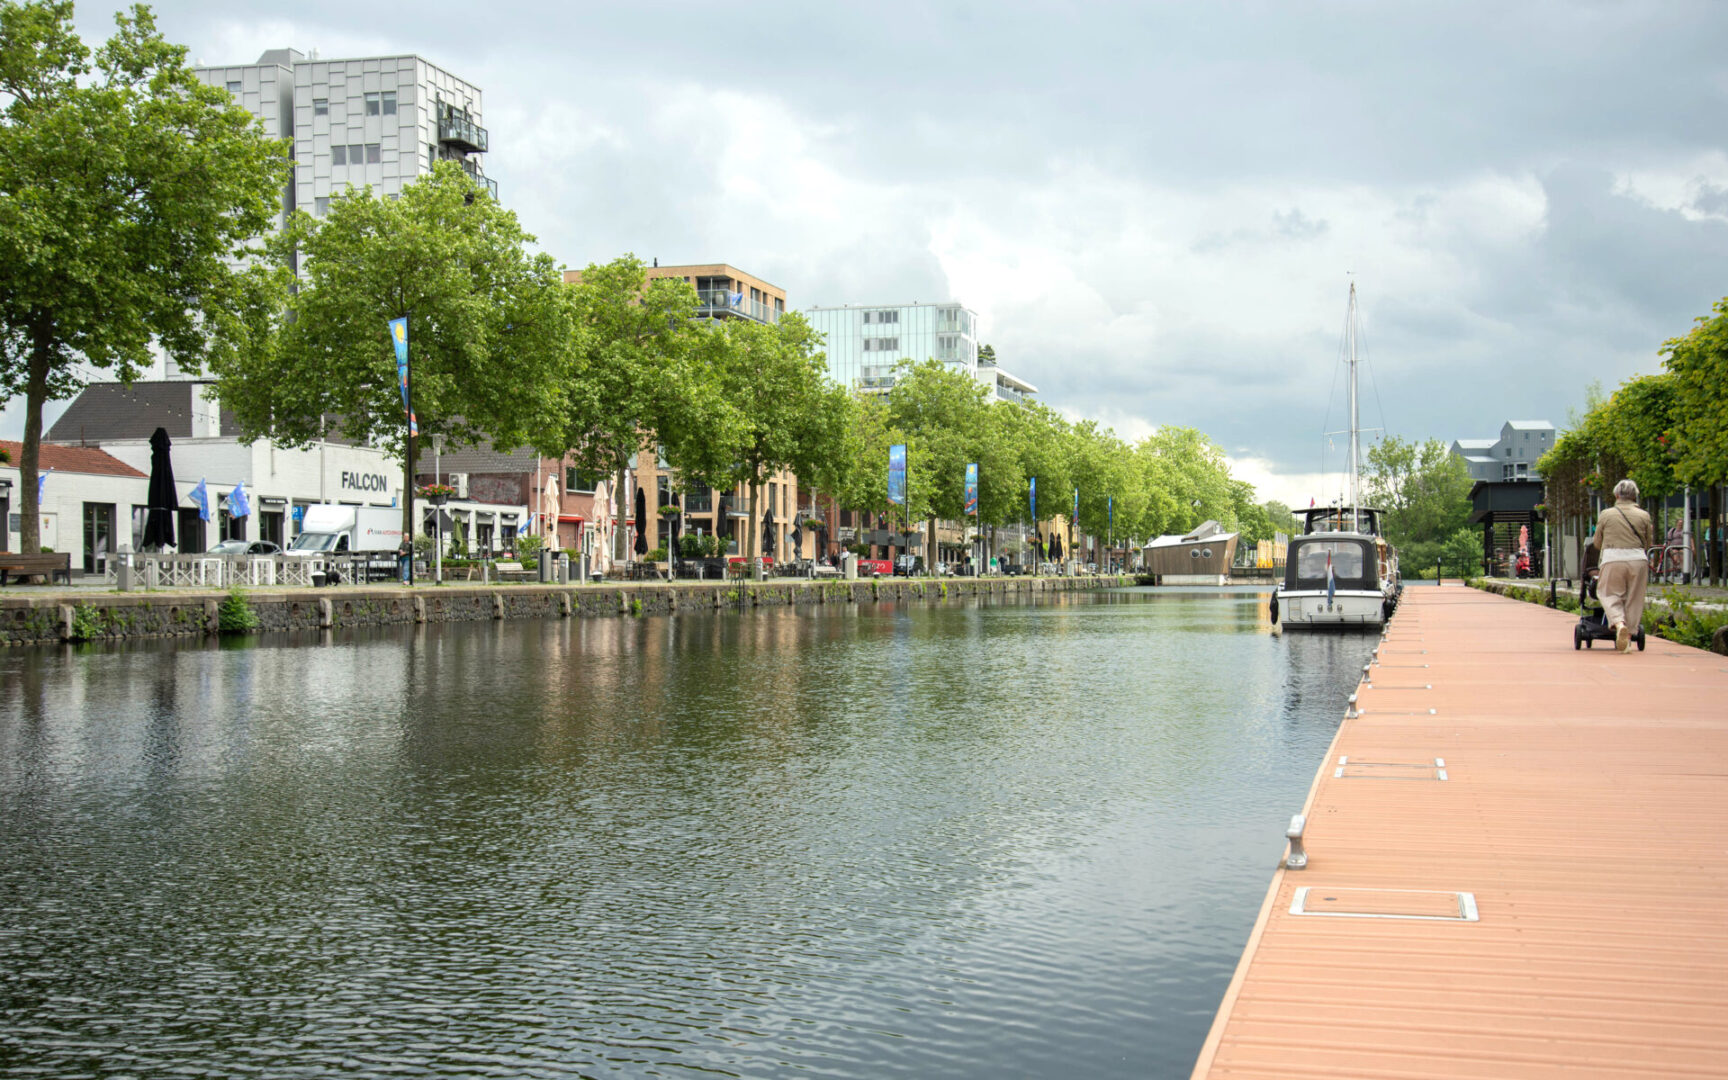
[{"left": 1590, "top": 479, "right": 1654, "bottom": 652}]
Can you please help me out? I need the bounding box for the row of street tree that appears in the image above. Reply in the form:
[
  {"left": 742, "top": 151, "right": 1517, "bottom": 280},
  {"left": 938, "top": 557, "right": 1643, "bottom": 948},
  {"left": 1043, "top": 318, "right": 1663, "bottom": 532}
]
[
  {"left": 1, "top": 2, "right": 1294, "bottom": 561},
  {"left": 1534, "top": 297, "right": 1728, "bottom": 584}
]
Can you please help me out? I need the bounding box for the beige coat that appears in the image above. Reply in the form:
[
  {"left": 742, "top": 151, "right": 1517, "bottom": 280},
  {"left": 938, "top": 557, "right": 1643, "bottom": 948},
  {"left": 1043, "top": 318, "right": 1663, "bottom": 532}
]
[{"left": 1591, "top": 499, "right": 1654, "bottom": 553}]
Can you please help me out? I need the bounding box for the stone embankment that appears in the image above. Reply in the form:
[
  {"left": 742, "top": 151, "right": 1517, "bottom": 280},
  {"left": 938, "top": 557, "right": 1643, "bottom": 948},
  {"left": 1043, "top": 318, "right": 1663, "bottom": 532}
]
[{"left": 1, "top": 575, "right": 1130, "bottom": 646}]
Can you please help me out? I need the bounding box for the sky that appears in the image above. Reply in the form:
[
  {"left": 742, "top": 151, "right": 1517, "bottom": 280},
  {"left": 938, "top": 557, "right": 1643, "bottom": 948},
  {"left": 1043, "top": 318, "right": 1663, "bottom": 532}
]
[{"left": 8, "top": 0, "right": 1727, "bottom": 506}]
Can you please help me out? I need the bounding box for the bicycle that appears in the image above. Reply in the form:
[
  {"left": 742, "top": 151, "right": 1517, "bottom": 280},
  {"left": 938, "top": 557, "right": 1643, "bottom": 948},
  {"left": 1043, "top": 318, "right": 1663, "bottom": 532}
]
[{"left": 1647, "top": 541, "right": 1691, "bottom": 585}]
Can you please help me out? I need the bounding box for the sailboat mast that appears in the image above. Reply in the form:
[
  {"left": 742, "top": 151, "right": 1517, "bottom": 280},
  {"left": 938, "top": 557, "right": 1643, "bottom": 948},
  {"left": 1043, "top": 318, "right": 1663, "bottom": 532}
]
[{"left": 1347, "top": 283, "right": 1360, "bottom": 533}]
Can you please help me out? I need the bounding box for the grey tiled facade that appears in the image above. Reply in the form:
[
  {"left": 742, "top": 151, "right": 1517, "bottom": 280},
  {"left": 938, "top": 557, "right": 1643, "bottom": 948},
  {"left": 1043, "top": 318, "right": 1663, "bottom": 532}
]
[
  {"left": 195, "top": 48, "right": 493, "bottom": 223},
  {"left": 1450, "top": 420, "right": 1555, "bottom": 483}
]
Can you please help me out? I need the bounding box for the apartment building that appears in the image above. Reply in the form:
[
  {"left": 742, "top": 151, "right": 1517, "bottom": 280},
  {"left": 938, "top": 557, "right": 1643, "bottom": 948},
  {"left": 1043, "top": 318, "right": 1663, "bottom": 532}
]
[
  {"left": 196, "top": 47, "right": 494, "bottom": 220},
  {"left": 1451, "top": 420, "right": 1556, "bottom": 483},
  {"left": 800, "top": 302, "right": 1037, "bottom": 402}
]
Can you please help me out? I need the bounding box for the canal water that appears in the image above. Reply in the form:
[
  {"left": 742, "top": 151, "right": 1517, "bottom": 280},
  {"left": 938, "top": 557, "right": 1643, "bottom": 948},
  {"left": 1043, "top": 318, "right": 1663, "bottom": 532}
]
[{"left": 0, "top": 588, "right": 1373, "bottom": 1078}]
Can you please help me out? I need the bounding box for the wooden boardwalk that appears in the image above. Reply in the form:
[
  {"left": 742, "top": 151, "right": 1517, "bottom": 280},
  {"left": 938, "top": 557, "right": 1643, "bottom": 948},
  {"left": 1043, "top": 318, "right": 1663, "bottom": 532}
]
[{"left": 1192, "top": 585, "right": 1728, "bottom": 1079}]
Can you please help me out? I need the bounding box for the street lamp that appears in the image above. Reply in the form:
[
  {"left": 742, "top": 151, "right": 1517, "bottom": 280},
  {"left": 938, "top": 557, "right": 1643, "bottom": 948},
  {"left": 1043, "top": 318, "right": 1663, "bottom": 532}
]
[{"left": 432, "top": 433, "right": 446, "bottom": 585}]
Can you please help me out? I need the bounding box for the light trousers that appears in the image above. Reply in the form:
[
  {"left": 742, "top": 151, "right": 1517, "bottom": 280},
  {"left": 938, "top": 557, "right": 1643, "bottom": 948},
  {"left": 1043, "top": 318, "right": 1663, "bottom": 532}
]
[{"left": 1598, "top": 559, "right": 1648, "bottom": 632}]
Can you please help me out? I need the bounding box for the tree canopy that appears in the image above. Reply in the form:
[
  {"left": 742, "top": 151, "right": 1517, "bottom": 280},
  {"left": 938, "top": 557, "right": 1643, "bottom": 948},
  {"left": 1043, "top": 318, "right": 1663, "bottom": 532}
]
[{"left": 0, "top": 0, "right": 289, "bottom": 549}]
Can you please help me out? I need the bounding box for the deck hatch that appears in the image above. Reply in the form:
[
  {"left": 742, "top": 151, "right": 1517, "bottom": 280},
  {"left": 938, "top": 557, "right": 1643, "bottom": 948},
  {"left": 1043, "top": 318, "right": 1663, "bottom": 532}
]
[
  {"left": 1290, "top": 887, "right": 1478, "bottom": 921},
  {"left": 1334, "top": 756, "right": 1447, "bottom": 780}
]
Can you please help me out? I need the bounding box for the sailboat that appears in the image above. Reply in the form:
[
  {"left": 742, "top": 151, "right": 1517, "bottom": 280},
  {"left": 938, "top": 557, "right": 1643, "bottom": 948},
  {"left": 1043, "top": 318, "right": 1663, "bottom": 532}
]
[{"left": 1271, "top": 283, "right": 1402, "bottom": 630}]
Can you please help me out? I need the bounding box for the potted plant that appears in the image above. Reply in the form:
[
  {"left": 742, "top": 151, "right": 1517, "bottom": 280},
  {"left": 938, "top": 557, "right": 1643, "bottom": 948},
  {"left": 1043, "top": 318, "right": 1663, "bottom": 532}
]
[{"left": 417, "top": 482, "right": 456, "bottom": 505}]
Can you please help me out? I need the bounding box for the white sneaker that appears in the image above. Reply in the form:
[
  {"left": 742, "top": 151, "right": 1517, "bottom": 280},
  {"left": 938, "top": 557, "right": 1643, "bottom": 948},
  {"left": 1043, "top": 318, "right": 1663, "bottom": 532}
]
[{"left": 1615, "top": 623, "right": 1630, "bottom": 652}]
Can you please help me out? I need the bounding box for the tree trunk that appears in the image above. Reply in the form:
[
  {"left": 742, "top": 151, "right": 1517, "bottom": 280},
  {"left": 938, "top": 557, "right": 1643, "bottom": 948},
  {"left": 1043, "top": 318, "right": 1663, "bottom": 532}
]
[{"left": 19, "top": 342, "right": 51, "bottom": 555}]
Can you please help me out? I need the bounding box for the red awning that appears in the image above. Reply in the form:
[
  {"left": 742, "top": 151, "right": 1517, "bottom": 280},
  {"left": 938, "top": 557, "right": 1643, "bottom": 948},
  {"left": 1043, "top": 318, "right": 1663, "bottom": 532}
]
[{"left": 558, "top": 514, "right": 586, "bottom": 523}]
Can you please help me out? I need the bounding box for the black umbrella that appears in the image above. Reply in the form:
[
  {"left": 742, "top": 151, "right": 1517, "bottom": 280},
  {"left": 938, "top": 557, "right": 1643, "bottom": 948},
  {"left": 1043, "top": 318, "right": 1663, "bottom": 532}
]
[
  {"left": 790, "top": 525, "right": 802, "bottom": 556},
  {"left": 1051, "top": 532, "right": 1063, "bottom": 560},
  {"left": 143, "top": 427, "right": 177, "bottom": 550},
  {"left": 633, "top": 483, "right": 648, "bottom": 556},
  {"left": 761, "top": 508, "right": 776, "bottom": 556}
]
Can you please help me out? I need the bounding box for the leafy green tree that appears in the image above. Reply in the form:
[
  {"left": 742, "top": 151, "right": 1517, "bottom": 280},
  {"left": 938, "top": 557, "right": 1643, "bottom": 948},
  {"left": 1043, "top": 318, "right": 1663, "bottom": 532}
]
[
  {"left": 210, "top": 163, "right": 575, "bottom": 543},
  {"left": 1362, "top": 436, "right": 1474, "bottom": 573},
  {"left": 1136, "top": 426, "right": 1232, "bottom": 533},
  {"left": 667, "top": 314, "right": 852, "bottom": 566},
  {"left": 0, "top": 1, "right": 290, "bottom": 551},
  {"left": 1662, "top": 298, "right": 1728, "bottom": 490},
  {"left": 887, "top": 359, "right": 991, "bottom": 556}
]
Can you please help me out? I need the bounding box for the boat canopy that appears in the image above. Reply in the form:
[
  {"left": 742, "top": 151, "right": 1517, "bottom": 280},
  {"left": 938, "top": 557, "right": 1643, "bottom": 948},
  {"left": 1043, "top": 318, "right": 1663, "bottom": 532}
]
[
  {"left": 1300, "top": 506, "right": 1383, "bottom": 536},
  {"left": 1284, "top": 534, "right": 1379, "bottom": 592}
]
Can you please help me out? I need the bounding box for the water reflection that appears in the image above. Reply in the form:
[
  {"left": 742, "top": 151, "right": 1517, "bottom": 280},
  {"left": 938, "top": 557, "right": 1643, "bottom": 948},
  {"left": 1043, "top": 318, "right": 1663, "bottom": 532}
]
[{"left": 0, "top": 587, "right": 1371, "bottom": 1079}]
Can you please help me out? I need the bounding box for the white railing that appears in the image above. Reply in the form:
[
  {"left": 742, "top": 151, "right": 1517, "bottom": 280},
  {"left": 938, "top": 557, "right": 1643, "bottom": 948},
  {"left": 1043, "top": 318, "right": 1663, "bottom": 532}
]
[{"left": 106, "top": 554, "right": 326, "bottom": 588}]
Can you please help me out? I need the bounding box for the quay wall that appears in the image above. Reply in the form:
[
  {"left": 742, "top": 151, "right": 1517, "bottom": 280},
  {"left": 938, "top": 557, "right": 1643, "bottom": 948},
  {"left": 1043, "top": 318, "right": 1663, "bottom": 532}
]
[{"left": 0, "top": 575, "right": 1131, "bottom": 647}]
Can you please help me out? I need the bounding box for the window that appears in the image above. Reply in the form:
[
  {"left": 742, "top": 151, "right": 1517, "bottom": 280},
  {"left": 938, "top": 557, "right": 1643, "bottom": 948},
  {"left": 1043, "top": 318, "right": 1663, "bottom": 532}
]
[
  {"left": 225, "top": 80, "right": 242, "bottom": 94},
  {"left": 366, "top": 143, "right": 381, "bottom": 164},
  {"left": 1295, "top": 540, "right": 1365, "bottom": 581},
  {"left": 365, "top": 92, "right": 381, "bottom": 115},
  {"left": 864, "top": 310, "right": 900, "bottom": 324},
  {"left": 565, "top": 468, "right": 600, "bottom": 493},
  {"left": 313, "top": 98, "right": 328, "bottom": 117},
  {"left": 864, "top": 337, "right": 901, "bottom": 352},
  {"left": 315, "top": 196, "right": 329, "bottom": 215},
  {"left": 349, "top": 143, "right": 364, "bottom": 164},
  {"left": 775, "top": 298, "right": 784, "bottom": 316},
  {"left": 428, "top": 144, "right": 436, "bottom": 168},
  {"left": 382, "top": 91, "right": 397, "bottom": 115},
  {"left": 332, "top": 145, "right": 346, "bottom": 166},
  {"left": 685, "top": 482, "right": 712, "bottom": 514}
]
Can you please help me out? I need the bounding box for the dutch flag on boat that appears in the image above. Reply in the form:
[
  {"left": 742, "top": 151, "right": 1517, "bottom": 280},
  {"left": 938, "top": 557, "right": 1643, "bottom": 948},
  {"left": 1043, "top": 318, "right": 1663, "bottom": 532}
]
[{"left": 1326, "top": 550, "right": 1336, "bottom": 605}]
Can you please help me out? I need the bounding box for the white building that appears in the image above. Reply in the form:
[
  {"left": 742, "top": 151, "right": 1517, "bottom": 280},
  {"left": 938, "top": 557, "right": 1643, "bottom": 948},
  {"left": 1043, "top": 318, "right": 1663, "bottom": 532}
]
[
  {"left": 196, "top": 47, "right": 493, "bottom": 219},
  {"left": 1450, "top": 420, "right": 1556, "bottom": 484},
  {"left": 801, "top": 302, "right": 1037, "bottom": 403},
  {"left": 43, "top": 381, "right": 522, "bottom": 562},
  {"left": 2, "top": 440, "right": 149, "bottom": 573}
]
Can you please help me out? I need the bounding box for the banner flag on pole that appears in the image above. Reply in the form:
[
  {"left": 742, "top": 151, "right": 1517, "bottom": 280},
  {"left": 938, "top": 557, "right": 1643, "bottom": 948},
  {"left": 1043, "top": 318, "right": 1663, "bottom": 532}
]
[
  {"left": 229, "top": 481, "right": 251, "bottom": 519},
  {"left": 37, "top": 467, "right": 52, "bottom": 501},
  {"left": 1073, "top": 487, "right": 1079, "bottom": 526},
  {"left": 887, "top": 444, "right": 906, "bottom": 506},
  {"left": 1108, "top": 494, "right": 1114, "bottom": 530},
  {"left": 189, "top": 478, "right": 211, "bottom": 522},
  {"left": 390, "top": 316, "right": 417, "bottom": 437},
  {"left": 965, "top": 463, "right": 978, "bottom": 517},
  {"left": 1029, "top": 476, "right": 1037, "bottom": 522}
]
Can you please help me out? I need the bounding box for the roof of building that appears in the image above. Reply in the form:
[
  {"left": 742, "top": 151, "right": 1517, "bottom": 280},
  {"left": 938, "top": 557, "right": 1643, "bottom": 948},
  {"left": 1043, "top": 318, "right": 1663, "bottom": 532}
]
[
  {"left": 0, "top": 439, "right": 146, "bottom": 479},
  {"left": 427, "top": 444, "right": 543, "bottom": 474},
  {"left": 46, "top": 380, "right": 364, "bottom": 446},
  {"left": 1453, "top": 438, "right": 1497, "bottom": 450},
  {"left": 1504, "top": 420, "right": 1556, "bottom": 430},
  {"left": 46, "top": 381, "right": 235, "bottom": 442}
]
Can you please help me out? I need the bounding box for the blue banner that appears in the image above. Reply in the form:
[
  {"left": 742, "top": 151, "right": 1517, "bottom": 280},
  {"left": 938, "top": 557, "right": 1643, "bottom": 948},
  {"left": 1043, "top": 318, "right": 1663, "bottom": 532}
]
[
  {"left": 1073, "top": 487, "right": 1079, "bottom": 526},
  {"left": 1108, "top": 494, "right": 1114, "bottom": 530},
  {"left": 229, "top": 481, "right": 251, "bottom": 519},
  {"left": 888, "top": 444, "right": 906, "bottom": 506},
  {"left": 189, "top": 478, "right": 211, "bottom": 522},
  {"left": 1029, "top": 476, "right": 1036, "bottom": 522},
  {"left": 390, "top": 316, "right": 418, "bottom": 437},
  {"left": 965, "top": 463, "right": 978, "bottom": 516},
  {"left": 37, "top": 467, "right": 52, "bottom": 501}
]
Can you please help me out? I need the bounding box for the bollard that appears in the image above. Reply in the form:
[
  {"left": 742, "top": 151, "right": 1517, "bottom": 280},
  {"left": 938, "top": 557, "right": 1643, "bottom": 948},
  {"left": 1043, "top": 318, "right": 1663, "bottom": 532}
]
[{"left": 1285, "top": 815, "right": 1308, "bottom": 870}]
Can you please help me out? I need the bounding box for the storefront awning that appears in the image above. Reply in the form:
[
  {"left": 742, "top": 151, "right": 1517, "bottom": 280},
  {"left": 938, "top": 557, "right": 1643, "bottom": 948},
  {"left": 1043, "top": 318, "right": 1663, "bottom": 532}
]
[{"left": 558, "top": 514, "right": 585, "bottom": 523}]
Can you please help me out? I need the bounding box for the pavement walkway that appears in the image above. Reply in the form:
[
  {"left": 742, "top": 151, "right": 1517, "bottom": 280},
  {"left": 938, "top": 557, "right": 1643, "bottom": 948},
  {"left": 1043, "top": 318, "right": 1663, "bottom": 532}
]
[{"left": 1191, "top": 584, "right": 1728, "bottom": 1079}]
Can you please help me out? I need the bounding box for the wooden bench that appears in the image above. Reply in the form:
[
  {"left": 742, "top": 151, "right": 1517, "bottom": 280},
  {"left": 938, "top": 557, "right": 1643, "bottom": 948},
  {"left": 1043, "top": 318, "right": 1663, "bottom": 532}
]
[
  {"left": 493, "top": 560, "right": 536, "bottom": 582},
  {"left": 0, "top": 552, "right": 73, "bottom": 585}
]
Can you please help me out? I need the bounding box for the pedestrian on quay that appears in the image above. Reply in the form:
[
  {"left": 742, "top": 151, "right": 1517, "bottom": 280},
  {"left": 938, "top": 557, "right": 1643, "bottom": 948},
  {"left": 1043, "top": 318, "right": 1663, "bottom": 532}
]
[
  {"left": 397, "top": 537, "right": 414, "bottom": 585},
  {"left": 1590, "top": 479, "right": 1654, "bottom": 652}
]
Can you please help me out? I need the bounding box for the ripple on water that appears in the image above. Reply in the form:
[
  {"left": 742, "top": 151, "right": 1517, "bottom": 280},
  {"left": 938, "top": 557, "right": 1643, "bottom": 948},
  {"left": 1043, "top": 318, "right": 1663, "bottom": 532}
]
[{"left": 0, "top": 590, "right": 1371, "bottom": 1079}]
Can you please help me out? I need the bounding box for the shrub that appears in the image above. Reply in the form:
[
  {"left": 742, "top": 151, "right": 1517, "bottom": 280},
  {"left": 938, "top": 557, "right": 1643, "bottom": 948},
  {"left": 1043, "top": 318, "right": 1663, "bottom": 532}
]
[
  {"left": 1650, "top": 588, "right": 1728, "bottom": 651},
  {"left": 514, "top": 533, "right": 545, "bottom": 558},
  {"left": 68, "top": 604, "right": 104, "bottom": 642},
  {"left": 218, "top": 587, "right": 261, "bottom": 635},
  {"left": 680, "top": 534, "right": 706, "bottom": 558},
  {"left": 644, "top": 546, "right": 668, "bottom": 562}
]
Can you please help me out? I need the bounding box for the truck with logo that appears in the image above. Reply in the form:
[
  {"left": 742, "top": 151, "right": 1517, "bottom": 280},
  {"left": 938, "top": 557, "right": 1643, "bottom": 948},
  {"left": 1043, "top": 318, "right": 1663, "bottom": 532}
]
[{"left": 285, "top": 504, "right": 404, "bottom": 581}]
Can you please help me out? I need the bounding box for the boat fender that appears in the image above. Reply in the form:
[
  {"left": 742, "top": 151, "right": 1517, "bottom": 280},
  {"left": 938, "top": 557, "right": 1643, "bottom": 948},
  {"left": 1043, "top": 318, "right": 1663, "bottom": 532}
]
[{"left": 1269, "top": 594, "right": 1279, "bottom": 623}]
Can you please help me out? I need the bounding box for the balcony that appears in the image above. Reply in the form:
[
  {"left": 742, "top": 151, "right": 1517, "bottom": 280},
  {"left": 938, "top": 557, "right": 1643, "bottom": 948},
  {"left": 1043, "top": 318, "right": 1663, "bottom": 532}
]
[
  {"left": 459, "top": 158, "right": 498, "bottom": 200},
  {"left": 694, "top": 288, "right": 783, "bottom": 324},
  {"left": 437, "top": 102, "right": 488, "bottom": 154}
]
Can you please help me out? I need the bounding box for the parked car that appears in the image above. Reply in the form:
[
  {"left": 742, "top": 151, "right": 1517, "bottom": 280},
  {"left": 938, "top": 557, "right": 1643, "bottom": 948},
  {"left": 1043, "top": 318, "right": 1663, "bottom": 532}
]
[
  {"left": 893, "top": 555, "right": 925, "bottom": 577},
  {"left": 207, "top": 539, "right": 282, "bottom": 556}
]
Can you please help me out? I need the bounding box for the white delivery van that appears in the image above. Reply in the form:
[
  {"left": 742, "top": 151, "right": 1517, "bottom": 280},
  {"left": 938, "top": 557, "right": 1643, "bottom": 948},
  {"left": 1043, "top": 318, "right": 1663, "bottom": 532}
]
[{"left": 286, "top": 505, "right": 405, "bottom": 581}]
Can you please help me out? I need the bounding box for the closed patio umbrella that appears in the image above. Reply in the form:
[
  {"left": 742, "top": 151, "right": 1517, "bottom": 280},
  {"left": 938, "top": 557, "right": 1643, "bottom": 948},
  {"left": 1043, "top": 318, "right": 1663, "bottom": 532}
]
[
  {"left": 761, "top": 508, "right": 776, "bottom": 556},
  {"left": 633, "top": 484, "right": 648, "bottom": 556},
  {"left": 142, "top": 427, "right": 177, "bottom": 550}
]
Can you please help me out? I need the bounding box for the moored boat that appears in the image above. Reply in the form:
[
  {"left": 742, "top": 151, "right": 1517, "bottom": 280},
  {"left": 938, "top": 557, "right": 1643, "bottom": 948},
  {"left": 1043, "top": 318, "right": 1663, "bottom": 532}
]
[{"left": 1273, "top": 284, "right": 1401, "bottom": 631}]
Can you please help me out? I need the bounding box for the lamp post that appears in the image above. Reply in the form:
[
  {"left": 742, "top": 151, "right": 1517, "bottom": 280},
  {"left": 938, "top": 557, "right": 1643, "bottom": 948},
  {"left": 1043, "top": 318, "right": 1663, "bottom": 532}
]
[{"left": 432, "top": 434, "right": 445, "bottom": 585}]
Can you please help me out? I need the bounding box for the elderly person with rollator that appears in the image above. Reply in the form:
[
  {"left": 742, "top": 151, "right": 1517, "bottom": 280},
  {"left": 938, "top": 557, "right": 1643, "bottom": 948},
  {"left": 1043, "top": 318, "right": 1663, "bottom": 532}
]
[{"left": 1590, "top": 479, "right": 1655, "bottom": 652}]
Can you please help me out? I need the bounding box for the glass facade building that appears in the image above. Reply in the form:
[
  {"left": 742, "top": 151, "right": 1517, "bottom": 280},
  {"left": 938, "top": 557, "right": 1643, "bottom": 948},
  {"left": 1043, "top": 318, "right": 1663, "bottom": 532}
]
[{"left": 802, "top": 302, "right": 1035, "bottom": 403}]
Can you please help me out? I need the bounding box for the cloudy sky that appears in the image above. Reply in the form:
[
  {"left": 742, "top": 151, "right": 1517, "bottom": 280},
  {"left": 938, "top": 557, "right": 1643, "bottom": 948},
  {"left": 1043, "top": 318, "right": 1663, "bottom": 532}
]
[{"left": 12, "top": 1, "right": 1728, "bottom": 504}]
